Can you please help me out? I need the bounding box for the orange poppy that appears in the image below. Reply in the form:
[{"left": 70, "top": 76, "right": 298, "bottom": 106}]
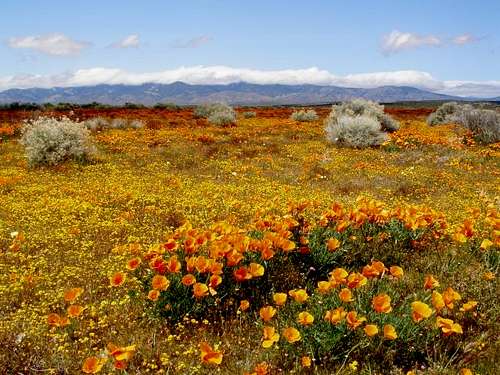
[
  {"left": 411, "top": 301, "right": 433, "bottom": 322},
  {"left": 317, "top": 281, "right": 332, "bottom": 294},
  {"left": 148, "top": 289, "right": 160, "bottom": 301},
  {"left": 301, "top": 356, "right": 312, "bottom": 368},
  {"left": 327, "top": 238, "right": 341, "bottom": 251},
  {"left": 460, "top": 300, "right": 478, "bottom": 312},
  {"left": 64, "top": 287, "right": 84, "bottom": 303},
  {"left": 443, "top": 287, "right": 461, "bottom": 309},
  {"left": 200, "top": 342, "right": 223, "bottom": 365},
  {"left": 364, "top": 324, "right": 378, "bottom": 337},
  {"left": 164, "top": 238, "right": 178, "bottom": 252},
  {"left": 423, "top": 274, "right": 439, "bottom": 289},
  {"left": 82, "top": 356, "right": 107, "bottom": 374},
  {"left": 324, "top": 307, "right": 347, "bottom": 324},
  {"left": 249, "top": 263, "right": 265, "bottom": 277},
  {"left": 329, "top": 268, "right": 348, "bottom": 283},
  {"left": 182, "top": 274, "right": 196, "bottom": 286},
  {"left": 389, "top": 266, "right": 404, "bottom": 279},
  {"left": 166, "top": 256, "right": 181, "bottom": 273},
  {"left": 107, "top": 343, "right": 136, "bottom": 361},
  {"left": 297, "top": 311, "right": 314, "bottom": 326},
  {"left": 113, "top": 360, "right": 128, "bottom": 370},
  {"left": 193, "top": 283, "right": 209, "bottom": 298},
  {"left": 346, "top": 273, "right": 367, "bottom": 289},
  {"left": 383, "top": 324, "right": 397, "bottom": 340},
  {"left": 209, "top": 275, "right": 222, "bottom": 288},
  {"left": 262, "top": 326, "right": 280, "bottom": 348},
  {"left": 259, "top": 306, "right": 277, "bottom": 322},
  {"left": 436, "top": 316, "right": 463, "bottom": 335},
  {"left": 239, "top": 299, "right": 250, "bottom": 311},
  {"left": 109, "top": 272, "right": 126, "bottom": 287},
  {"left": 47, "top": 313, "right": 62, "bottom": 327},
  {"left": 372, "top": 294, "right": 392, "bottom": 313},
  {"left": 288, "top": 289, "right": 309, "bottom": 303},
  {"left": 339, "top": 288, "right": 353, "bottom": 302},
  {"left": 273, "top": 292, "right": 288, "bottom": 306},
  {"left": 126, "top": 257, "right": 141, "bottom": 271},
  {"left": 67, "top": 304, "right": 85, "bottom": 318},
  {"left": 151, "top": 275, "right": 170, "bottom": 291},
  {"left": 282, "top": 327, "right": 301, "bottom": 343},
  {"left": 234, "top": 267, "right": 252, "bottom": 282},
  {"left": 431, "top": 290, "right": 445, "bottom": 311},
  {"left": 346, "top": 311, "right": 366, "bottom": 329}
]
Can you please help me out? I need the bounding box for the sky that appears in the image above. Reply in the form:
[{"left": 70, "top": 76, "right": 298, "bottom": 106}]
[{"left": 0, "top": 0, "right": 499, "bottom": 97}]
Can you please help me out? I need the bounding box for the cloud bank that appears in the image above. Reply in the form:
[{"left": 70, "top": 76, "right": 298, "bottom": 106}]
[
  {"left": 111, "top": 34, "right": 140, "bottom": 48},
  {"left": 7, "top": 33, "right": 89, "bottom": 56},
  {"left": 1, "top": 66, "right": 499, "bottom": 97},
  {"left": 382, "top": 31, "right": 442, "bottom": 54}
]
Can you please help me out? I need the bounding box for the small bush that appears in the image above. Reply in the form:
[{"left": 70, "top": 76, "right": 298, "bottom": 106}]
[
  {"left": 325, "top": 115, "right": 389, "bottom": 148},
  {"left": 426, "top": 102, "right": 461, "bottom": 126},
  {"left": 290, "top": 109, "right": 319, "bottom": 122},
  {"left": 20, "top": 117, "right": 95, "bottom": 167},
  {"left": 84, "top": 117, "right": 109, "bottom": 132},
  {"left": 328, "top": 99, "right": 399, "bottom": 132},
  {"left": 84, "top": 117, "right": 144, "bottom": 131},
  {"left": 455, "top": 108, "right": 500, "bottom": 144},
  {"left": 153, "top": 102, "right": 180, "bottom": 110},
  {"left": 242, "top": 111, "right": 257, "bottom": 119},
  {"left": 193, "top": 103, "right": 234, "bottom": 119},
  {"left": 207, "top": 109, "right": 236, "bottom": 126}
]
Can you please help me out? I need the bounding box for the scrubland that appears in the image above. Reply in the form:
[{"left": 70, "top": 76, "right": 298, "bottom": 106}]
[{"left": 0, "top": 105, "right": 498, "bottom": 374}]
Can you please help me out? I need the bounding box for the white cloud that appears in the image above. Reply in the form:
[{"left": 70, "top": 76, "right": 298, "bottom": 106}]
[
  {"left": 172, "top": 35, "right": 212, "bottom": 48},
  {"left": 111, "top": 34, "right": 140, "bottom": 48},
  {"left": 7, "top": 33, "right": 88, "bottom": 56},
  {"left": 381, "top": 30, "right": 442, "bottom": 54},
  {"left": 1, "top": 66, "right": 499, "bottom": 97},
  {"left": 452, "top": 34, "right": 478, "bottom": 45}
]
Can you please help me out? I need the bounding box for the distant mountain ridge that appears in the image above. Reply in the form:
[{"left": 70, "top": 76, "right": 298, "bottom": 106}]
[{"left": 0, "top": 82, "right": 485, "bottom": 105}]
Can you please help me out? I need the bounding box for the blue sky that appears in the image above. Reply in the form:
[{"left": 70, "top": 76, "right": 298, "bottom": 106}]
[{"left": 0, "top": 0, "right": 499, "bottom": 96}]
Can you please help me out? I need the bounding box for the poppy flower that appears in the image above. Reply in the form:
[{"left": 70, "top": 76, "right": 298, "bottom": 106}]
[
  {"left": 346, "top": 273, "right": 367, "bottom": 289},
  {"left": 436, "top": 316, "right": 463, "bottom": 335},
  {"left": 324, "top": 307, "right": 347, "bottom": 324},
  {"left": 317, "top": 281, "right": 332, "bottom": 294},
  {"left": 166, "top": 256, "right": 181, "bottom": 273},
  {"left": 148, "top": 289, "right": 160, "bottom": 301},
  {"left": 339, "top": 288, "right": 353, "bottom": 303},
  {"left": 209, "top": 275, "right": 222, "bottom": 288},
  {"left": 64, "top": 287, "right": 84, "bottom": 303},
  {"left": 480, "top": 239, "right": 493, "bottom": 251},
  {"left": 259, "top": 306, "right": 276, "bottom": 322},
  {"left": 151, "top": 275, "right": 170, "bottom": 291},
  {"left": 252, "top": 362, "right": 270, "bottom": 375},
  {"left": 273, "top": 292, "right": 287, "bottom": 306},
  {"left": 109, "top": 272, "right": 126, "bottom": 287},
  {"left": 443, "top": 287, "right": 461, "bottom": 309},
  {"left": 113, "top": 360, "right": 128, "bottom": 370},
  {"left": 301, "top": 356, "right": 312, "bottom": 368},
  {"left": 67, "top": 304, "right": 85, "bottom": 318},
  {"left": 431, "top": 291, "right": 445, "bottom": 311},
  {"left": 182, "top": 274, "right": 196, "bottom": 286},
  {"left": 329, "top": 268, "right": 348, "bottom": 283},
  {"left": 460, "top": 369, "right": 473, "bottom": 375},
  {"left": 362, "top": 261, "right": 386, "bottom": 278},
  {"left": 239, "top": 299, "right": 250, "bottom": 311},
  {"left": 164, "top": 238, "right": 178, "bottom": 252},
  {"left": 423, "top": 274, "right": 439, "bottom": 289},
  {"left": 249, "top": 263, "right": 265, "bottom": 277},
  {"left": 288, "top": 289, "right": 309, "bottom": 303},
  {"left": 389, "top": 266, "right": 404, "bottom": 279},
  {"left": 82, "top": 356, "right": 107, "bottom": 374},
  {"left": 47, "top": 313, "right": 62, "bottom": 327},
  {"left": 383, "top": 324, "right": 397, "bottom": 340},
  {"left": 364, "top": 324, "right": 378, "bottom": 337},
  {"left": 346, "top": 311, "right": 366, "bottom": 329},
  {"left": 150, "top": 258, "right": 167, "bottom": 274},
  {"left": 262, "top": 326, "right": 280, "bottom": 348},
  {"left": 193, "top": 283, "right": 209, "bottom": 298},
  {"left": 411, "top": 301, "right": 433, "bottom": 322},
  {"left": 126, "top": 257, "right": 141, "bottom": 271},
  {"left": 297, "top": 311, "right": 314, "bottom": 326},
  {"left": 234, "top": 267, "right": 252, "bottom": 282},
  {"left": 460, "top": 300, "right": 478, "bottom": 312},
  {"left": 282, "top": 327, "right": 301, "bottom": 343},
  {"left": 327, "top": 238, "right": 340, "bottom": 251},
  {"left": 200, "top": 342, "right": 223, "bottom": 365},
  {"left": 372, "top": 294, "right": 392, "bottom": 313},
  {"left": 107, "top": 343, "right": 136, "bottom": 361}
]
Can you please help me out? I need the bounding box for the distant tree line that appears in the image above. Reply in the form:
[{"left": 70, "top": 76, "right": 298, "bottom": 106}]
[{"left": 0, "top": 102, "right": 184, "bottom": 111}]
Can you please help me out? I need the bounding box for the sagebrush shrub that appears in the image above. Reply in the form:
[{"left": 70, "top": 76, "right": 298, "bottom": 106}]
[
  {"left": 193, "top": 103, "right": 234, "bottom": 119},
  {"left": 84, "top": 117, "right": 109, "bottom": 131},
  {"left": 21, "top": 117, "right": 95, "bottom": 167},
  {"left": 84, "top": 117, "right": 144, "bottom": 131},
  {"left": 325, "top": 115, "right": 389, "bottom": 148},
  {"left": 290, "top": 109, "right": 319, "bottom": 122},
  {"left": 207, "top": 109, "right": 236, "bottom": 126},
  {"left": 327, "top": 99, "right": 399, "bottom": 132},
  {"left": 242, "top": 111, "right": 257, "bottom": 118},
  {"left": 426, "top": 102, "right": 461, "bottom": 126},
  {"left": 455, "top": 108, "right": 500, "bottom": 144}
]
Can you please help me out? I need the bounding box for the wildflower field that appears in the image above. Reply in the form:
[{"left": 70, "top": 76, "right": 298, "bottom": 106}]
[{"left": 0, "top": 105, "right": 499, "bottom": 374}]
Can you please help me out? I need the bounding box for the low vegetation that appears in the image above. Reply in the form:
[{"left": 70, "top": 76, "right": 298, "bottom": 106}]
[
  {"left": 0, "top": 104, "right": 498, "bottom": 374},
  {"left": 290, "top": 109, "right": 319, "bottom": 122}
]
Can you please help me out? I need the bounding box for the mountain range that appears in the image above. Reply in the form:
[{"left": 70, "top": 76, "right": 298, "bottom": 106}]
[{"left": 0, "top": 82, "right": 497, "bottom": 105}]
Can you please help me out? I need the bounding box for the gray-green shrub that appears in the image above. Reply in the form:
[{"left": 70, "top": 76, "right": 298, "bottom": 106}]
[
  {"left": 193, "top": 103, "right": 233, "bottom": 119},
  {"left": 426, "top": 102, "right": 461, "bottom": 126},
  {"left": 290, "top": 109, "right": 319, "bottom": 122},
  {"left": 327, "top": 99, "right": 399, "bottom": 132},
  {"left": 21, "top": 116, "right": 95, "bottom": 167},
  {"left": 242, "top": 111, "right": 257, "bottom": 119},
  {"left": 84, "top": 117, "right": 144, "bottom": 131},
  {"left": 207, "top": 109, "right": 236, "bottom": 126},
  {"left": 456, "top": 108, "right": 500, "bottom": 144},
  {"left": 325, "top": 115, "right": 389, "bottom": 148}
]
